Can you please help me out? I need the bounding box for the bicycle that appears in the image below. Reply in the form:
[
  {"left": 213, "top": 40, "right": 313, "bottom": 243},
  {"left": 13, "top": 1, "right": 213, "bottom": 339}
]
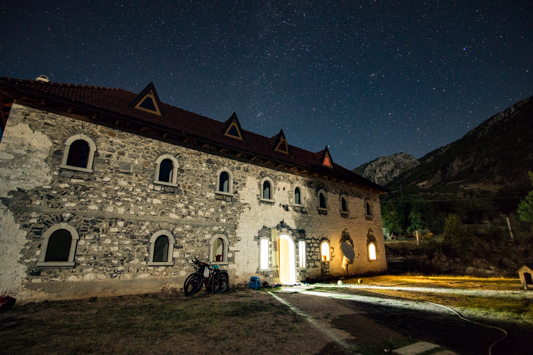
[{"left": 184, "top": 257, "right": 229, "bottom": 297}]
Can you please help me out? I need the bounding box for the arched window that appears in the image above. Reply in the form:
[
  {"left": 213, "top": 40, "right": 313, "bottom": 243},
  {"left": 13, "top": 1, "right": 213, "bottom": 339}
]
[
  {"left": 365, "top": 199, "right": 373, "bottom": 220},
  {"left": 148, "top": 230, "right": 175, "bottom": 266},
  {"left": 340, "top": 195, "right": 349, "bottom": 213},
  {"left": 215, "top": 168, "right": 233, "bottom": 195},
  {"left": 158, "top": 159, "right": 173, "bottom": 183},
  {"left": 219, "top": 172, "right": 229, "bottom": 192},
  {"left": 37, "top": 224, "right": 79, "bottom": 267},
  {"left": 263, "top": 181, "right": 271, "bottom": 199},
  {"left": 154, "top": 155, "right": 179, "bottom": 186},
  {"left": 368, "top": 243, "right": 377, "bottom": 261},
  {"left": 209, "top": 234, "right": 229, "bottom": 264},
  {"left": 318, "top": 190, "right": 327, "bottom": 209},
  {"left": 60, "top": 134, "right": 96, "bottom": 172},
  {"left": 320, "top": 241, "right": 330, "bottom": 261},
  {"left": 294, "top": 187, "right": 302, "bottom": 205}
]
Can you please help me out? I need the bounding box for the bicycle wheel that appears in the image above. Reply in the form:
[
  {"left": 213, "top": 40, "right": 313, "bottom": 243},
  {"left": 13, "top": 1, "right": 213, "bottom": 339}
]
[
  {"left": 213, "top": 272, "right": 229, "bottom": 294},
  {"left": 184, "top": 273, "right": 203, "bottom": 297}
]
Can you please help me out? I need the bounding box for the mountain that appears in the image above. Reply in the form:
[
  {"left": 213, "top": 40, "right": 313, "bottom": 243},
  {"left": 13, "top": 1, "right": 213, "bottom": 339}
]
[
  {"left": 353, "top": 153, "right": 419, "bottom": 186},
  {"left": 386, "top": 95, "right": 533, "bottom": 214}
]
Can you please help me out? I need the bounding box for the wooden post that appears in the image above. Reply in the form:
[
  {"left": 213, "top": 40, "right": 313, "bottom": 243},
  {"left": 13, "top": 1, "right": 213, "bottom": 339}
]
[{"left": 506, "top": 217, "right": 514, "bottom": 240}]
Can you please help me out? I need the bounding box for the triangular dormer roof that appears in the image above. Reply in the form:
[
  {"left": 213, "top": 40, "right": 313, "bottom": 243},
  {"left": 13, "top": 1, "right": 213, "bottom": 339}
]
[
  {"left": 129, "top": 82, "right": 163, "bottom": 116},
  {"left": 222, "top": 112, "right": 244, "bottom": 140},
  {"left": 314, "top": 146, "right": 334, "bottom": 168},
  {"left": 268, "top": 129, "right": 289, "bottom": 154}
]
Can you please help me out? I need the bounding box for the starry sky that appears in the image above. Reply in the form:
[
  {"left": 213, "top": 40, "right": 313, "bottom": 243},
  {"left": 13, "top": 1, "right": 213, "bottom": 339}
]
[{"left": 1, "top": 1, "right": 532, "bottom": 169}]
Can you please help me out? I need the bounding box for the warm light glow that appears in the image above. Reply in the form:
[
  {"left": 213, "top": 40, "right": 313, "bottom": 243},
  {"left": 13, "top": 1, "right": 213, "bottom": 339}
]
[
  {"left": 280, "top": 235, "right": 296, "bottom": 284},
  {"left": 260, "top": 239, "right": 269, "bottom": 270},
  {"left": 299, "top": 240, "right": 306, "bottom": 268},
  {"left": 321, "top": 241, "right": 330, "bottom": 261},
  {"left": 369, "top": 243, "right": 376, "bottom": 260}
]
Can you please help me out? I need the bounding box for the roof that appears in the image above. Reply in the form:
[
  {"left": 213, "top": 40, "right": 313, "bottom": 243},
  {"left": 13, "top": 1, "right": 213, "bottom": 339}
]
[
  {"left": 0, "top": 77, "right": 387, "bottom": 193},
  {"left": 519, "top": 263, "right": 533, "bottom": 271}
]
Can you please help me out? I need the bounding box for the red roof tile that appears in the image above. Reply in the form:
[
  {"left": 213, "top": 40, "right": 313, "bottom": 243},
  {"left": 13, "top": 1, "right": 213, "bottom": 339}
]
[{"left": 0, "top": 77, "right": 386, "bottom": 192}]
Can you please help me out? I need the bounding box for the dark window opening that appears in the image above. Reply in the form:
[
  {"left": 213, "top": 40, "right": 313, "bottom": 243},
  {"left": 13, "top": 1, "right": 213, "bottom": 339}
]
[
  {"left": 153, "top": 236, "right": 169, "bottom": 262},
  {"left": 219, "top": 172, "right": 229, "bottom": 192},
  {"left": 66, "top": 140, "right": 90, "bottom": 168},
  {"left": 227, "top": 125, "right": 240, "bottom": 138},
  {"left": 366, "top": 202, "right": 372, "bottom": 216},
  {"left": 139, "top": 97, "right": 157, "bottom": 112},
  {"left": 294, "top": 187, "right": 301, "bottom": 205},
  {"left": 341, "top": 197, "right": 348, "bottom": 212},
  {"left": 158, "top": 159, "right": 173, "bottom": 183},
  {"left": 45, "top": 229, "right": 72, "bottom": 262},
  {"left": 263, "top": 181, "right": 271, "bottom": 199},
  {"left": 319, "top": 192, "right": 326, "bottom": 209}
]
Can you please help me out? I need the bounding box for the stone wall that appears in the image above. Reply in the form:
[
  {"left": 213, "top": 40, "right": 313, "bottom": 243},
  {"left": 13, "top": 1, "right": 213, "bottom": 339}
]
[{"left": 0, "top": 103, "right": 387, "bottom": 302}]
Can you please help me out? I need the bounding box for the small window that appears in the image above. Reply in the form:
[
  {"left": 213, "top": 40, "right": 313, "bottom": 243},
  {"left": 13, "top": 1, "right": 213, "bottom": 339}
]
[
  {"left": 66, "top": 140, "right": 90, "bottom": 168},
  {"left": 153, "top": 236, "right": 169, "bottom": 262},
  {"left": 294, "top": 187, "right": 301, "bottom": 205},
  {"left": 319, "top": 191, "right": 327, "bottom": 209},
  {"left": 60, "top": 134, "right": 96, "bottom": 173},
  {"left": 320, "top": 241, "right": 330, "bottom": 261},
  {"left": 260, "top": 238, "right": 269, "bottom": 270},
  {"left": 219, "top": 172, "right": 229, "bottom": 192},
  {"left": 148, "top": 231, "right": 175, "bottom": 266},
  {"left": 158, "top": 159, "right": 173, "bottom": 183},
  {"left": 366, "top": 201, "right": 372, "bottom": 216},
  {"left": 45, "top": 229, "right": 73, "bottom": 262},
  {"left": 37, "top": 224, "right": 79, "bottom": 267},
  {"left": 216, "top": 168, "right": 233, "bottom": 195},
  {"left": 298, "top": 240, "right": 306, "bottom": 268},
  {"left": 341, "top": 196, "right": 348, "bottom": 212},
  {"left": 209, "top": 234, "right": 229, "bottom": 264},
  {"left": 368, "top": 243, "right": 377, "bottom": 260},
  {"left": 263, "top": 181, "right": 271, "bottom": 199},
  {"left": 154, "top": 155, "right": 178, "bottom": 186}
]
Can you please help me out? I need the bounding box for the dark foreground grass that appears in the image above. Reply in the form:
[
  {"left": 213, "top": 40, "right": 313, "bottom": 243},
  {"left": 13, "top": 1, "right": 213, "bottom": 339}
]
[{"left": 0, "top": 290, "right": 302, "bottom": 355}]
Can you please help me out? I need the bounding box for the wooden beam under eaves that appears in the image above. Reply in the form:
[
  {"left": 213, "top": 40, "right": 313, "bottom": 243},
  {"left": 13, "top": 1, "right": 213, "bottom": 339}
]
[
  {"left": 276, "top": 163, "right": 284, "bottom": 168},
  {"left": 219, "top": 148, "right": 227, "bottom": 153},
  {"left": 235, "top": 152, "right": 243, "bottom": 157},
  {"left": 250, "top": 156, "right": 259, "bottom": 162}
]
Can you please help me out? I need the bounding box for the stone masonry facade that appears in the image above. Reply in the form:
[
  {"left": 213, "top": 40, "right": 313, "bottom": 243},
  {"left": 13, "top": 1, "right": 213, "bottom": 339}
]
[{"left": 0, "top": 103, "right": 387, "bottom": 302}]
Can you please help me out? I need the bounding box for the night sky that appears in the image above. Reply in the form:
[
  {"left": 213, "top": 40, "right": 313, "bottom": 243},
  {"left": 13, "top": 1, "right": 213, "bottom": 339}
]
[{"left": 1, "top": 1, "right": 532, "bottom": 169}]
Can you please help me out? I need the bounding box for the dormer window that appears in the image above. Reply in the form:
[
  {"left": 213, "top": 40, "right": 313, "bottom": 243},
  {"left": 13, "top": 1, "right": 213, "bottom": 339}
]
[
  {"left": 222, "top": 113, "right": 244, "bottom": 140},
  {"left": 130, "top": 82, "right": 163, "bottom": 116}
]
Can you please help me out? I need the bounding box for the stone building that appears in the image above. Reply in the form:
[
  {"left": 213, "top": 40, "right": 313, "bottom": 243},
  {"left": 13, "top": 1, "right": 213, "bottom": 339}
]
[{"left": 0, "top": 76, "right": 387, "bottom": 302}]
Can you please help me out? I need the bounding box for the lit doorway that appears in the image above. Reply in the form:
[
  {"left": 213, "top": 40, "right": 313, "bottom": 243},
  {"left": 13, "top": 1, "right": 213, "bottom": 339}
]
[{"left": 278, "top": 234, "right": 296, "bottom": 284}]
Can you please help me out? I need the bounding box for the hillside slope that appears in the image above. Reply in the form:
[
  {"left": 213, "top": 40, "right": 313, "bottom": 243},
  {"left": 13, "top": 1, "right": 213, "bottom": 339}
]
[
  {"left": 353, "top": 153, "right": 419, "bottom": 186},
  {"left": 386, "top": 95, "right": 533, "bottom": 213}
]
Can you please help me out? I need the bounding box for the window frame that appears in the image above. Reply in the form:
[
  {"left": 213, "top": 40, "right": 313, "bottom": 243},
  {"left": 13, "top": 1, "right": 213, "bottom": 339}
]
[
  {"left": 293, "top": 185, "right": 304, "bottom": 206},
  {"left": 298, "top": 240, "right": 306, "bottom": 268},
  {"left": 36, "top": 223, "right": 79, "bottom": 267},
  {"left": 215, "top": 168, "right": 234, "bottom": 196},
  {"left": 148, "top": 230, "right": 175, "bottom": 266},
  {"left": 320, "top": 240, "right": 330, "bottom": 262},
  {"left": 209, "top": 234, "right": 229, "bottom": 265},
  {"left": 260, "top": 177, "right": 275, "bottom": 203},
  {"left": 340, "top": 194, "right": 349, "bottom": 213},
  {"left": 317, "top": 189, "right": 328, "bottom": 211},
  {"left": 60, "top": 134, "right": 96, "bottom": 173},
  {"left": 365, "top": 199, "right": 373, "bottom": 220},
  {"left": 260, "top": 238, "right": 270, "bottom": 270},
  {"left": 368, "top": 242, "right": 377, "bottom": 261},
  {"left": 154, "top": 154, "right": 179, "bottom": 187}
]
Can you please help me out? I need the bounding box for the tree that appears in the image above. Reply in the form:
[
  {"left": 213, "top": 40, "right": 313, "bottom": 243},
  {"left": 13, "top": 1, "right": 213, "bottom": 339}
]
[
  {"left": 382, "top": 203, "right": 403, "bottom": 238},
  {"left": 407, "top": 211, "right": 422, "bottom": 235},
  {"left": 517, "top": 172, "right": 533, "bottom": 223},
  {"left": 444, "top": 213, "right": 462, "bottom": 246}
]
